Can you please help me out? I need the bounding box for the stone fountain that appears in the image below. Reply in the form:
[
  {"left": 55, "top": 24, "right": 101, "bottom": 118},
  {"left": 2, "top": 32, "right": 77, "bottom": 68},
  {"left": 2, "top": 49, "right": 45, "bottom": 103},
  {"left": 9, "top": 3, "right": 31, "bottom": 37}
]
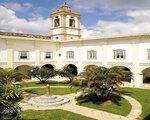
[{"left": 28, "top": 84, "right": 70, "bottom": 107}]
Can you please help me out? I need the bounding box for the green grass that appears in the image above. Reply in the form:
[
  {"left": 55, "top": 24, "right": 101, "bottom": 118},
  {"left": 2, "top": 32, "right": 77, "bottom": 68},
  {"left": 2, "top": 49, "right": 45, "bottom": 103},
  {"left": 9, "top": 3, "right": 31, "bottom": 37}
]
[
  {"left": 24, "top": 87, "right": 77, "bottom": 95},
  {"left": 122, "top": 87, "right": 150, "bottom": 120},
  {"left": 18, "top": 80, "right": 69, "bottom": 87},
  {"left": 76, "top": 94, "right": 131, "bottom": 116},
  {"left": 21, "top": 109, "right": 95, "bottom": 120}
]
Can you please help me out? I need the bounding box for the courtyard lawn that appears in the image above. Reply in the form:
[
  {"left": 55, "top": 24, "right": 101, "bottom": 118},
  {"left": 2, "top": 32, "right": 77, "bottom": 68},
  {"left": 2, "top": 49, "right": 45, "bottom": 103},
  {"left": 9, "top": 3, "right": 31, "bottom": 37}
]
[
  {"left": 76, "top": 95, "right": 131, "bottom": 116},
  {"left": 24, "top": 87, "right": 77, "bottom": 95},
  {"left": 21, "top": 109, "right": 95, "bottom": 120},
  {"left": 18, "top": 80, "right": 69, "bottom": 87},
  {"left": 122, "top": 87, "right": 150, "bottom": 120}
]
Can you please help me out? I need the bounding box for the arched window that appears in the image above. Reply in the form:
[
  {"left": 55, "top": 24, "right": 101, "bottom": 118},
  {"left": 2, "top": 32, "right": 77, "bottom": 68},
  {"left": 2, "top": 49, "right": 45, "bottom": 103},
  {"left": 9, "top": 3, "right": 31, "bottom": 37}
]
[
  {"left": 54, "top": 16, "right": 60, "bottom": 27},
  {"left": 69, "top": 17, "right": 75, "bottom": 27}
]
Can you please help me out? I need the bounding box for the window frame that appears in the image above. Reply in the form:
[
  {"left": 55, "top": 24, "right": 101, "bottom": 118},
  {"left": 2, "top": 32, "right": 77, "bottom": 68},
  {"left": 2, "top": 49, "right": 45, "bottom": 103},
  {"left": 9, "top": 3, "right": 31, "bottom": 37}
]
[
  {"left": 113, "top": 49, "right": 126, "bottom": 60},
  {"left": 19, "top": 51, "right": 29, "bottom": 60},
  {"left": 54, "top": 16, "right": 60, "bottom": 27},
  {"left": 66, "top": 51, "right": 74, "bottom": 59},
  {"left": 45, "top": 52, "right": 53, "bottom": 59},
  {"left": 69, "top": 17, "right": 75, "bottom": 28},
  {"left": 147, "top": 49, "right": 150, "bottom": 60},
  {"left": 87, "top": 50, "right": 97, "bottom": 60}
]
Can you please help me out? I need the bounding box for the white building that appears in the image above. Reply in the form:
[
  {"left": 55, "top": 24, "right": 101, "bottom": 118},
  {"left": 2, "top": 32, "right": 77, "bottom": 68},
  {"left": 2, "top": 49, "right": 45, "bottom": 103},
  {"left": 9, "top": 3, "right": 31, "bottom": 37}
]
[{"left": 0, "top": 4, "right": 150, "bottom": 87}]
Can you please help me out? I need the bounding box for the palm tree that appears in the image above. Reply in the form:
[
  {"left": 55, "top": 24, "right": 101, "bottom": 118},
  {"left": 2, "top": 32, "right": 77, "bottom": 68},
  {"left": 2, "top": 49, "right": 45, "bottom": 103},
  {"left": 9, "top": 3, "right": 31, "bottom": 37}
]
[
  {"left": 74, "top": 66, "right": 132, "bottom": 101},
  {"left": 0, "top": 68, "right": 25, "bottom": 83},
  {"left": 57, "top": 66, "right": 75, "bottom": 83}
]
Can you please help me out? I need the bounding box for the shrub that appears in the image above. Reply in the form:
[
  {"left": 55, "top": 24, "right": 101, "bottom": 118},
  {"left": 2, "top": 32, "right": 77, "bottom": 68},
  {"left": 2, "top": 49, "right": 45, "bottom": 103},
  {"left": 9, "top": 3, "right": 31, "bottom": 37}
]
[
  {"left": 73, "top": 66, "right": 132, "bottom": 101},
  {"left": 28, "top": 66, "right": 57, "bottom": 83},
  {"left": 0, "top": 68, "right": 22, "bottom": 119}
]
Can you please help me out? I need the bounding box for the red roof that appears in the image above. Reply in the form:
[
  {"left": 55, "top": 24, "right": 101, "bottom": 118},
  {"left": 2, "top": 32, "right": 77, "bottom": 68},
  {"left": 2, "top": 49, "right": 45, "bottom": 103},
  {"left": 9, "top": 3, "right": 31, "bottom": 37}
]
[{"left": 0, "top": 32, "right": 51, "bottom": 39}]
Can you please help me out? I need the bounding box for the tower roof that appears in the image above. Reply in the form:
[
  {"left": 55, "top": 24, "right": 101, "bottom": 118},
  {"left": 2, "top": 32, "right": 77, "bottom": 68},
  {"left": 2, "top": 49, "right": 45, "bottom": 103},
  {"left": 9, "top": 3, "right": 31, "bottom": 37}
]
[{"left": 51, "top": 3, "right": 80, "bottom": 16}]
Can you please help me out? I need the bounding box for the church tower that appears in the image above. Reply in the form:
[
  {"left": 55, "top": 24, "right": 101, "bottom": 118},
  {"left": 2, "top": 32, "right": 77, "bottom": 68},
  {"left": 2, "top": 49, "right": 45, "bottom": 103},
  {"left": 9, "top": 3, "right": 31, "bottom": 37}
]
[{"left": 50, "top": 3, "right": 81, "bottom": 41}]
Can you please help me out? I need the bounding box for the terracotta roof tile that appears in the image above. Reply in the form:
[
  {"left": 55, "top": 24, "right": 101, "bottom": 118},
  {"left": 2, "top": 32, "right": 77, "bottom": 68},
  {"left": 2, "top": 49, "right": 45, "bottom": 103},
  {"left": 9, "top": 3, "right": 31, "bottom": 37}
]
[{"left": 0, "top": 32, "right": 51, "bottom": 39}]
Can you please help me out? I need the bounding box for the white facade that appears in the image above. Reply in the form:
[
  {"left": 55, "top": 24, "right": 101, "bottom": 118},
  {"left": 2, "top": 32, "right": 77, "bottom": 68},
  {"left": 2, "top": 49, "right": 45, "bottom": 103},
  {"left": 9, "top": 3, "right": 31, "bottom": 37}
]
[{"left": 0, "top": 4, "right": 150, "bottom": 87}]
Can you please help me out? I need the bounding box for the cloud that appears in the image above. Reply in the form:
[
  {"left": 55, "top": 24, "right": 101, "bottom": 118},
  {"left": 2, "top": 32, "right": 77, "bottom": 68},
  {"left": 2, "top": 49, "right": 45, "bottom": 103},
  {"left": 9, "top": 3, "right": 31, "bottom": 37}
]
[
  {"left": 71, "top": 0, "right": 150, "bottom": 12},
  {"left": 127, "top": 10, "right": 150, "bottom": 22},
  {"left": 1, "top": 2, "right": 150, "bottom": 39},
  {"left": 81, "top": 10, "right": 150, "bottom": 38},
  {"left": 81, "top": 25, "right": 95, "bottom": 38},
  {"left": 0, "top": 6, "right": 50, "bottom": 35},
  {"left": 70, "top": 0, "right": 150, "bottom": 38},
  {"left": 69, "top": 0, "right": 101, "bottom": 13},
  {"left": 1, "top": 2, "right": 32, "bottom": 11},
  {"left": 101, "top": 0, "right": 150, "bottom": 11}
]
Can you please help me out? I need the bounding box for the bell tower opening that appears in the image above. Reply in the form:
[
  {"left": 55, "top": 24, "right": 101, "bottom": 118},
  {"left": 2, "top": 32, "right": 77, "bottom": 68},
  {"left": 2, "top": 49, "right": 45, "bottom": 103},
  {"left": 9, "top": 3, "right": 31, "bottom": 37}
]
[
  {"left": 69, "top": 17, "right": 75, "bottom": 27},
  {"left": 54, "top": 16, "right": 60, "bottom": 27},
  {"left": 50, "top": 3, "right": 81, "bottom": 41}
]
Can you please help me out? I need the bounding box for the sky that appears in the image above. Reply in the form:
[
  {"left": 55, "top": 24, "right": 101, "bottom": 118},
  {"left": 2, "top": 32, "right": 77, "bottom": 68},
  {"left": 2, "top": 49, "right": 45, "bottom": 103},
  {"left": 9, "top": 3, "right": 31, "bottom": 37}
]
[{"left": 1, "top": 0, "right": 150, "bottom": 38}]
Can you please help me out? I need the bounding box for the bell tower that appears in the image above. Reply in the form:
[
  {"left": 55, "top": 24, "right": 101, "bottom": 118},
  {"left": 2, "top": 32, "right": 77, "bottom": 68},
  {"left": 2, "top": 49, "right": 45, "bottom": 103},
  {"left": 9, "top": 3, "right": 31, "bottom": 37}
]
[{"left": 50, "top": 3, "right": 81, "bottom": 41}]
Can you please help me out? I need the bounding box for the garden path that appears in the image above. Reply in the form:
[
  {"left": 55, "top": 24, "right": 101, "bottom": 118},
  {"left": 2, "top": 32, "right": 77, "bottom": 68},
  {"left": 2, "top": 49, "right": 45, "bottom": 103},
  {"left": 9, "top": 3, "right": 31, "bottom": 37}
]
[
  {"left": 19, "top": 88, "right": 142, "bottom": 120},
  {"left": 22, "top": 86, "right": 69, "bottom": 89},
  {"left": 123, "top": 95, "right": 142, "bottom": 119}
]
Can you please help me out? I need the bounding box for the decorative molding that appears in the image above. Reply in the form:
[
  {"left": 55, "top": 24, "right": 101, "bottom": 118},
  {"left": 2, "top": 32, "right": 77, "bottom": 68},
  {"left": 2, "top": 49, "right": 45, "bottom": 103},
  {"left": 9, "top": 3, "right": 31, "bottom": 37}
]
[
  {"left": 13, "top": 62, "right": 35, "bottom": 67},
  {"left": 82, "top": 61, "right": 102, "bottom": 65},
  {"left": 0, "top": 62, "right": 7, "bottom": 66},
  {"left": 50, "top": 27, "right": 81, "bottom": 30},
  {"left": 139, "top": 62, "right": 150, "bottom": 66},
  {"left": 0, "top": 35, "right": 54, "bottom": 42},
  {"left": 40, "top": 61, "right": 57, "bottom": 64},
  {"left": 62, "top": 61, "right": 78, "bottom": 64},
  {"left": 51, "top": 12, "right": 80, "bottom": 17},
  {"left": 39, "top": 61, "right": 57, "bottom": 67},
  {"left": 50, "top": 33, "right": 81, "bottom": 37},
  {"left": 107, "top": 62, "right": 133, "bottom": 66},
  {"left": 1, "top": 32, "right": 150, "bottom": 43}
]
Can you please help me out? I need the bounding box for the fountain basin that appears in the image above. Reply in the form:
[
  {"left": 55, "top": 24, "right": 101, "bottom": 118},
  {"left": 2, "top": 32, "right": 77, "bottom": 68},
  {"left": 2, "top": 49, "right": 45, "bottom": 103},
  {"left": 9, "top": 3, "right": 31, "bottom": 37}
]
[{"left": 28, "top": 95, "right": 70, "bottom": 107}]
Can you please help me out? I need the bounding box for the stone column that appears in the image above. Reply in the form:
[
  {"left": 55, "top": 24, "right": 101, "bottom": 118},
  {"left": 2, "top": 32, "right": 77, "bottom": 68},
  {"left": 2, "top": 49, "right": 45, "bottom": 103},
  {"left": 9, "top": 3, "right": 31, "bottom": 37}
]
[
  {"left": 77, "top": 16, "right": 81, "bottom": 38},
  {"left": 131, "top": 38, "right": 143, "bottom": 87},
  {"left": 77, "top": 42, "right": 84, "bottom": 74},
  {"left": 6, "top": 40, "right": 14, "bottom": 68},
  {"left": 132, "top": 72, "right": 143, "bottom": 87},
  {"left": 34, "top": 41, "right": 40, "bottom": 66},
  {"left": 61, "top": 14, "right": 67, "bottom": 41},
  {"left": 55, "top": 42, "right": 63, "bottom": 69},
  {"left": 101, "top": 41, "right": 108, "bottom": 68},
  {"left": 50, "top": 16, "right": 53, "bottom": 36}
]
